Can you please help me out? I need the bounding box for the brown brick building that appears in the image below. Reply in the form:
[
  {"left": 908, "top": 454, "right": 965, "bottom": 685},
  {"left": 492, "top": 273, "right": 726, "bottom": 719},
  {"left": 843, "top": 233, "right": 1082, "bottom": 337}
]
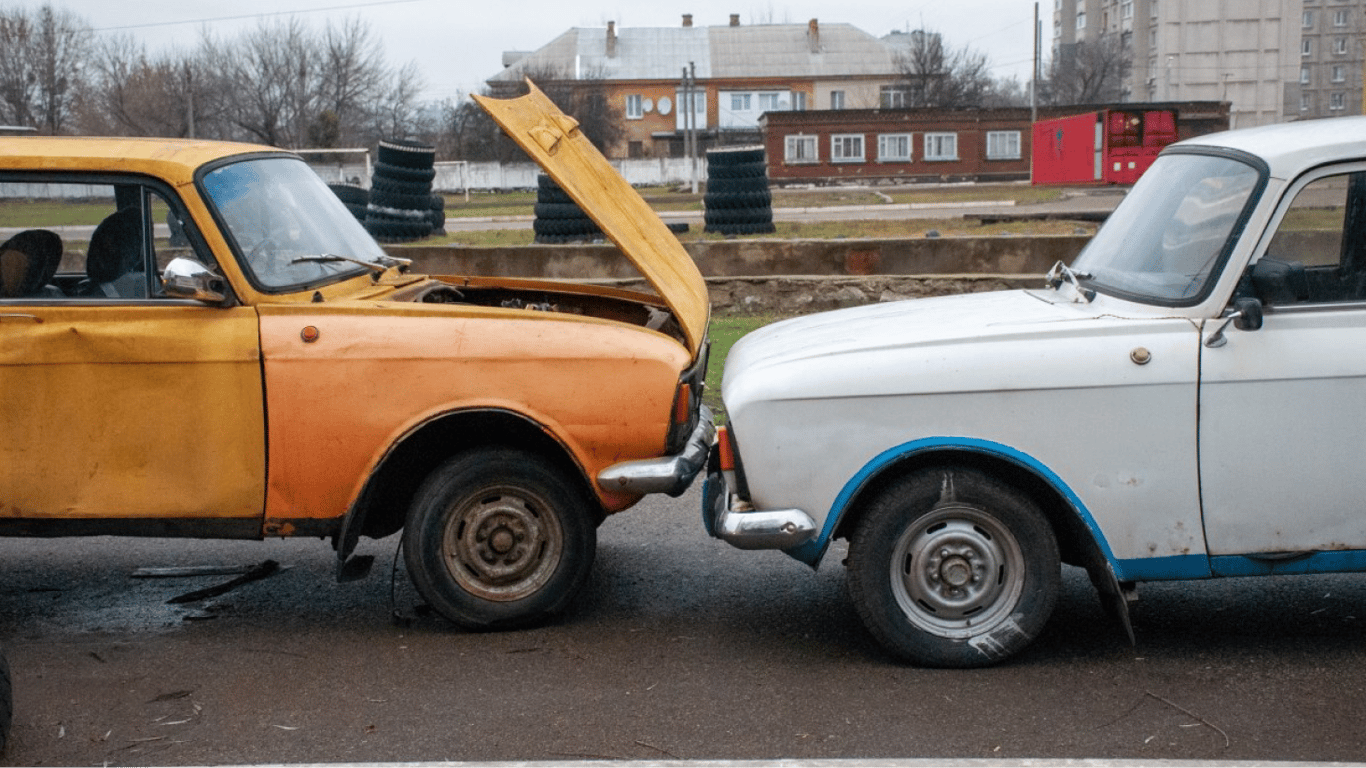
[{"left": 760, "top": 101, "right": 1230, "bottom": 184}]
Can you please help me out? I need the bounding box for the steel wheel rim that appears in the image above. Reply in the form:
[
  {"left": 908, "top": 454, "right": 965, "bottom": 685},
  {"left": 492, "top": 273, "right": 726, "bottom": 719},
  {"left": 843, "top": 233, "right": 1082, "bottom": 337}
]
[
  {"left": 890, "top": 503, "right": 1025, "bottom": 638},
  {"left": 441, "top": 484, "right": 564, "bottom": 602}
]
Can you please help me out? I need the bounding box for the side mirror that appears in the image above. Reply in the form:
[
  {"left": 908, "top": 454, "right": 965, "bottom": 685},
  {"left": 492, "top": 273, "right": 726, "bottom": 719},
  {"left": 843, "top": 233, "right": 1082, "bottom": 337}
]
[
  {"left": 1232, "top": 296, "right": 1263, "bottom": 331},
  {"left": 1205, "top": 297, "right": 1264, "bottom": 348},
  {"left": 162, "top": 257, "right": 227, "bottom": 304},
  {"left": 1250, "top": 257, "right": 1307, "bottom": 304}
]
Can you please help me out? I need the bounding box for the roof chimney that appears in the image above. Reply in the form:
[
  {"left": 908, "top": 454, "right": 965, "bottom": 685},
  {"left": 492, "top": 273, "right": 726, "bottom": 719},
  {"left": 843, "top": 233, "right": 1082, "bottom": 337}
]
[
  {"left": 606, "top": 21, "right": 617, "bottom": 58},
  {"left": 682, "top": 13, "right": 693, "bottom": 27},
  {"left": 729, "top": 13, "right": 740, "bottom": 26},
  {"left": 807, "top": 18, "right": 819, "bottom": 52}
]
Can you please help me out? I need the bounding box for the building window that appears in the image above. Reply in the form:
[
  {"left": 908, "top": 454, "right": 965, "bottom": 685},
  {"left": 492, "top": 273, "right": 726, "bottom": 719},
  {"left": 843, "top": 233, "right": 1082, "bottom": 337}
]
[
  {"left": 831, "top": 134, "right": 865, "bottom": 163},
  {"left": 1303, "top": 10, "right": 1315, "bottom": 28},
  {"left": 758, "top": 93, "right": 781, "bottom": 111},
  {"left": 1331, "top": 92, "right": 1345, "bottom": 111},
  {"left": 1121, "top": 0, "right": 1133, "bottom": 19},
  {"left": 1334, "top": 9, "right": 1349, "bottom": 26},
  {"left": 924, "top": 132, "right": 958, "bottom": 161},
  {"left": 730, "top": 93, "right": 751, "bottom": 112},
  {"left": 1301, "top": 93, "right": 1311, "bottom": 112},
  {"left": 792, "top": 91, "right": 807, "bottom": 110},
  {"left": 877, "top": 133, "right": 912, "bottom": 162},
  {"left": 1303, "top": 39, "right": 1313, "bottom": 57},
  {"left": 830, "top": 90, "right": 845, "bottom": 109},
  {"left": 1302, "top": 66, "right": 1311, "bottom": 84},
  {"left": 1332, "top": 65, "right": 1346, "bottom": 82},
  {"left": 1334, "top": 37, "right": 1348, "bottom": 55},
  {"left": 880, "top": 86, "right": 909, "bottom": 108},
  {"left": 784, "top": 135, "right": 818, "bottom": 164},
  {"left": 1076, "top": 10, "right": 1086, "bottom": 29},
  {"left": 625, "top": 94, "right": 644, "bottom": 120},
  {"left": 986, "top": 131, "right": 1022, "bottom": 160}
]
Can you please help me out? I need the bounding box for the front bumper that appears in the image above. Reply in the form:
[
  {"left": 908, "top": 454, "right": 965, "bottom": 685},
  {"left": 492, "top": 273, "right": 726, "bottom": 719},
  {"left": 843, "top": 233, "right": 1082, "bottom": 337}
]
[
  {"left": 597, "top": 406, "right": 715, "bottom": 497},
  {"left": 701, "top": 459, "right": 817, "bottom": 551}
]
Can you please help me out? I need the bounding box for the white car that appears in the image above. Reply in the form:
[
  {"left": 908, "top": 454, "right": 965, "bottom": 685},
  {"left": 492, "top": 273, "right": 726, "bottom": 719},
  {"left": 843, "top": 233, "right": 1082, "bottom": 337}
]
[{"left": 704, "top": 116, "right": 1366, "bottom": 667}]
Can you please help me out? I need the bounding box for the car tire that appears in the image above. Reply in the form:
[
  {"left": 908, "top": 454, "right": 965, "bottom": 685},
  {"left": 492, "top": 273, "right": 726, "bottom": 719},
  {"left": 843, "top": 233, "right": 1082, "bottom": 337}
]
[
  {"left": 403, "top": 449, "right": 596, "bottom": 629},
  {"left": 846, "top": 467, "right": 1059, "bottom": 668},
  {"left": 370, "top": 174, "right": 431, "bottom": 197},
  {"left": 373, "top": 161, "right": 437, "bottom": 184},
  {"left": 706, "top": 160, "right": 768, "bottom": 180},
  {"left": 377, "top": 138, "right": 436, "bottom": 170},
  {"left": 327, "top": 182, "right": 369, "bottom": 206},
  {"left": 0, "top": 645, "right": 11, "bottom": 755}
]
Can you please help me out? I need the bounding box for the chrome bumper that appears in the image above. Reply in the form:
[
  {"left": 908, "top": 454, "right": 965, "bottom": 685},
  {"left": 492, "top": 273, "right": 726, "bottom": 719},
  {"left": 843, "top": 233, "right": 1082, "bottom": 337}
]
[
  {"left": 702, "top": 464, "right": 817, "bottom": 551},
  {"left": 597, "top": 406, "right": 715, "bottom": 497}
]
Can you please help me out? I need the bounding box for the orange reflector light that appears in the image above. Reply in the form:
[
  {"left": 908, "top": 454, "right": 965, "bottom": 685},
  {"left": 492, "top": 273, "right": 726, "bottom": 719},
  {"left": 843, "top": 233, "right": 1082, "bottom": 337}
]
[
  {"left": 715, "top": 425, "right": 734, "bottom": 471},
  {"left": 672, "top": 383, "right": 692, "bottom": 425}
]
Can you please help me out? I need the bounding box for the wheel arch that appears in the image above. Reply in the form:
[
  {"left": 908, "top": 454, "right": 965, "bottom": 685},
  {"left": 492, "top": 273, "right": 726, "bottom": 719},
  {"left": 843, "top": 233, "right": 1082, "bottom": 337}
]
[
  {"left": 826, "top": 440, "right": 1118, "bottom": 585},
  {"left": 338, "top": 408, "right": 601, "bottom": 556}
]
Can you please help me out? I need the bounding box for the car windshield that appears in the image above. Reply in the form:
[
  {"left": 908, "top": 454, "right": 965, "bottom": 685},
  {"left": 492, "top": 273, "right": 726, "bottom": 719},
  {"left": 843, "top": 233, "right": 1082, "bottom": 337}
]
[
  {"left": 1070, "top": 152, "right": 1263, "bottom": 306},
  {"left": 201, "top": 156, "right": 388, "bottom": 291}
]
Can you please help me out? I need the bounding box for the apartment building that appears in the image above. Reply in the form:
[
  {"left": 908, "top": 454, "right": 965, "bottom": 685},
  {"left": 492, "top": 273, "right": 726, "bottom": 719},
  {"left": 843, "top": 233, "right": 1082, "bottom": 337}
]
[
  {"left": 1054, "top": 0, "right": 1359, "bottom": 127},
  {"left": 487, "top": 16, "right": 902, "bottom": 159}
]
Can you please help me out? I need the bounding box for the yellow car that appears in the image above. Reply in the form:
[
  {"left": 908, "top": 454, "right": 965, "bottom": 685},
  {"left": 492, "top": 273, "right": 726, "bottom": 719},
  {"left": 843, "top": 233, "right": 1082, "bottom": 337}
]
[{"left": 0, "top": 84, "right": 712, "bottom": 628}]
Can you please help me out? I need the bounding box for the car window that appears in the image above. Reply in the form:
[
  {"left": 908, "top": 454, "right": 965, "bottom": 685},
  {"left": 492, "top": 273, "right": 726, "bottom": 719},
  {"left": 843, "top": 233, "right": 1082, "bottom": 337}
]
[
  {"left": 1261, "top": 171, "right": 1366, "bottom": 305},
  {"left": 0, "top": 179, "right": 210, "bottom": 302}
]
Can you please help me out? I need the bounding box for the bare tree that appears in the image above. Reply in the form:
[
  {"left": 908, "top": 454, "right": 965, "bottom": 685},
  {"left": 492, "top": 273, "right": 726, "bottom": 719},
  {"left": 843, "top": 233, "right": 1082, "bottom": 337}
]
[
  {"left": 1041, "top": 32, "right": 1131, "bottom": 105},
  {"left": 890, "top": 28, "right": 995, "bottom": 108},
  {"left": 0, "top": 4, "right": 90, "bottom": 133},
  {"left": 317, "top": 18, "right": 387, "bottom": 146}
]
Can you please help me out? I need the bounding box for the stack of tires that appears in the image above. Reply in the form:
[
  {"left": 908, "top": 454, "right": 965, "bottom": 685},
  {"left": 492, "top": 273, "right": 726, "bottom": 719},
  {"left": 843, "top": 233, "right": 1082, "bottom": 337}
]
[
  {"left": 367, "top": 138, "right": 441, "bottom": 243},
  {"left": 704, "top": 146, "right": 775, "bottom": 235},
  {"left": 533, "top": 174, "right": 601, "bottom": 244},
  {"left": 328, "top": 182, "right": 369, "bottom": 224}
]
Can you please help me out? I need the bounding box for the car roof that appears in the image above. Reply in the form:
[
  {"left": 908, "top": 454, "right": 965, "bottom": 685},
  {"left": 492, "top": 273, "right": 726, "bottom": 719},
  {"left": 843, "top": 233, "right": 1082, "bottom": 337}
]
[
  {"left": 1173, "top": 115, "right": 1366, "bottom": 179},
  {"left": 0, "top": 136, "right": 285, "bottom": 183}
]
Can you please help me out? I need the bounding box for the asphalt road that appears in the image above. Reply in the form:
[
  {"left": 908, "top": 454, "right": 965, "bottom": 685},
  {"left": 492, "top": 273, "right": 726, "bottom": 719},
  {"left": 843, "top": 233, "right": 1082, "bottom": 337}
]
[{"left": 3, "top": 483, "right": 1366, "bottom": 766}]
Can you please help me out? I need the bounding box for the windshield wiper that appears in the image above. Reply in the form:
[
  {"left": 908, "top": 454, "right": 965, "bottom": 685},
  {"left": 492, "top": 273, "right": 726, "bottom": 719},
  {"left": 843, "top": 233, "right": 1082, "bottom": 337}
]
[
  {"left": 1045, "top": 260, "right": 1096, "bottom": 302},
  {"left": 291, "top": 253, "right": 412, "bottom": 275}
]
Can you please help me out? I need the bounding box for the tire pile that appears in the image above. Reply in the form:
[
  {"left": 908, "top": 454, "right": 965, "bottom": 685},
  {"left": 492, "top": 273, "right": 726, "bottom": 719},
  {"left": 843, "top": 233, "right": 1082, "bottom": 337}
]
[
  {"left": 533, "top": 174, "right": 602, "bottom": 244},
  {"left": 704, "top": 146, "right": 775, "bottom": 236},
  {"left": 365, "top": 139, "right": 446, "bottom": 243},
  {"left": 328, "top": 182, "right": 368, "bottom": 223}
]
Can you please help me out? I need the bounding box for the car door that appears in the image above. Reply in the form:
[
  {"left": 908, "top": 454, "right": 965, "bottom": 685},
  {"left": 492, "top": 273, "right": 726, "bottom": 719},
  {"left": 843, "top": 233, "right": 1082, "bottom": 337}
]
[
  {"left": 0, "top": 178, "right": 265, "bottom": 530},
  {"left": 1199, "top": 165, "right": 1366, "bottom": 562}
]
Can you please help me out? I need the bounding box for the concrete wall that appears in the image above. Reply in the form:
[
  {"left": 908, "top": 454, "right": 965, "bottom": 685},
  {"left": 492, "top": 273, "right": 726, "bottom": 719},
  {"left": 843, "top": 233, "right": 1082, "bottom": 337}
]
[{"left": 393, "top": 235, "right": 1087, "bottom": 279}]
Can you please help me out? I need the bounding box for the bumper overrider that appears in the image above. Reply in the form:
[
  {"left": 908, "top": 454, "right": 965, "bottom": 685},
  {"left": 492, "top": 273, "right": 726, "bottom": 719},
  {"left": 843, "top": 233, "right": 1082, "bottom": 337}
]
[
  {"left": 598, "top": 406, "right": 716, "bottom": 497},
  {"left": 701, "top": 432, "right": 817, "bottom": 550}
]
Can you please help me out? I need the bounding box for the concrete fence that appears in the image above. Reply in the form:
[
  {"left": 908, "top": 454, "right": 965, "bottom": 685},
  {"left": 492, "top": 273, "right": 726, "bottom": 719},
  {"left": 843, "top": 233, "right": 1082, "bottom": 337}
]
[{"left": 391, "top": 235, "right": 1089, "bottom": 314}]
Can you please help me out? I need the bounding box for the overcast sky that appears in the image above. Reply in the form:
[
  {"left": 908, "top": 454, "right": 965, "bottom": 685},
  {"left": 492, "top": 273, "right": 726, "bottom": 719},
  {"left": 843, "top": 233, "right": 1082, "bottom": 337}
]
[{"left": 57, "top": 0, "right": 1041, "bottom": 102}]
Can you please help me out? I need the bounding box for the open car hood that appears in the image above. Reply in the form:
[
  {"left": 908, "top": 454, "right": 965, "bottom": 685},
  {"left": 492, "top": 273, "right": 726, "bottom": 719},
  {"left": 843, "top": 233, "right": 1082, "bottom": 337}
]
[{"left": 474, "top": 82, "right": 710, "bottom": 355}]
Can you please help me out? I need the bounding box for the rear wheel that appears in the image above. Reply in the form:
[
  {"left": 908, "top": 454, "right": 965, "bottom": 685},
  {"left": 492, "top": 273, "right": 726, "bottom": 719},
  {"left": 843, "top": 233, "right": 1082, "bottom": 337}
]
[
  {"left": 846, "top": 467, "right": 1059, "bottom": 667},
  {"left": 403, "top": 449, "right": 596, "bottom": 629}
]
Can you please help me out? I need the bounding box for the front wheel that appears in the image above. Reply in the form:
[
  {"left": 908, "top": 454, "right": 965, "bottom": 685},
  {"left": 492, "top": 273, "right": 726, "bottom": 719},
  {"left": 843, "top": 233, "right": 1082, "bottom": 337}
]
[
  {"left": 846, "top": 468, "right": 1059, "bottom": 667},
  {"left": 403, "top": 449, "right": 596, "bottom": 629}
]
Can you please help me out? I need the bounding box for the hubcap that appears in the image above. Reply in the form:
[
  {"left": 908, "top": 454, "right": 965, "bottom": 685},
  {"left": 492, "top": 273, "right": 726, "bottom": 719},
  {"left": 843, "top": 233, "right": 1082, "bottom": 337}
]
[
  {"left": 890, "top": 503, "right": 1025, "bottom": 638},
  {"left": 441, "top": 487, "right": 563, "bottom": 602}
]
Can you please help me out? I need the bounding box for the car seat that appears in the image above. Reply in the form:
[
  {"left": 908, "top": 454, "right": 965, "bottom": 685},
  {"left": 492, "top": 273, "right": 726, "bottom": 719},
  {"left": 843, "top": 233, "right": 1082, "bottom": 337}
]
[
  {"left": 82, "top": 207, "right": 146, "bottom": 298},
  {"left": 0, "top": 229, "right": 64, "bottom": 298}
]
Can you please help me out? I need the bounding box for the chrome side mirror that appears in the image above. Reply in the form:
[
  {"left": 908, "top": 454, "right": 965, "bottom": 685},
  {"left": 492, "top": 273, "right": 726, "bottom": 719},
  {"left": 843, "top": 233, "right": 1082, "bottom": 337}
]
[
  {"left": 162, "top": 257, "right": 227, "bottom": 304},
  {"left": 1205, "top": 297, "right": 1264, "bottom": 348}
]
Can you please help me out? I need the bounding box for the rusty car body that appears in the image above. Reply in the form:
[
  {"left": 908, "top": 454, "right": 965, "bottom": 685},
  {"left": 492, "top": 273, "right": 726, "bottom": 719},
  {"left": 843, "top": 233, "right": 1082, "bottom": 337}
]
[{"left": 0, "top": 83, "right": 711, "bottom": 628}]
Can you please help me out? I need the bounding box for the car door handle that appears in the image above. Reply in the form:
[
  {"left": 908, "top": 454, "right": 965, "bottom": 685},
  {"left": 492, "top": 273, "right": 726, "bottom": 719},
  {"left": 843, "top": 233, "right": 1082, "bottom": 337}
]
[{"left": 0, "top": 313, "right": 43, "bottom": 323}]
